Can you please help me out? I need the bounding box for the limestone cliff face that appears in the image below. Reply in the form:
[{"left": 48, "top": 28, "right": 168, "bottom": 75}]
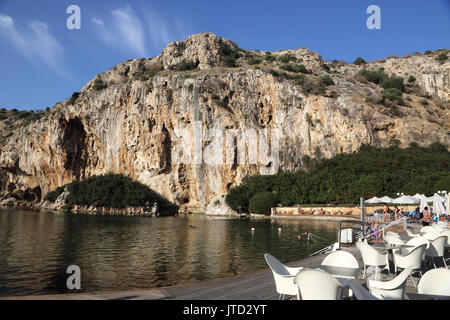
[{"left": 0, "top": 33, "right": 449, "bottom": 212}]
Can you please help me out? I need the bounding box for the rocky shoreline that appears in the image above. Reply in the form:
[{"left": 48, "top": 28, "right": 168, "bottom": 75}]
[{"left": 0, "top": 193, "right": 239, "bottom": 217}]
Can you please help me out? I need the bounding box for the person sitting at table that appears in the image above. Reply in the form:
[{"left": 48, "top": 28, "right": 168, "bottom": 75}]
[
  {"left": 432, "top": 213, "right": 439, "bottom": 224},
  {"left": 438, "top": 215, "right": 448, "bottom": 227},
  {"left": 366, "top": 221, "right": 382, "bottom": 243},
  {"left": 383, "top": 205, "right": 391, "bottom": 222}
]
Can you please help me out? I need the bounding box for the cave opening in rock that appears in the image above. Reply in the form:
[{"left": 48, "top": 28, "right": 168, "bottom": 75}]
[{"left": 60, "top": 117, "right": 87, "bottom": 179}]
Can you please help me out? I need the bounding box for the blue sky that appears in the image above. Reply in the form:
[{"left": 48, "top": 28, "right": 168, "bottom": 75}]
[{"left": 0, "top": 0, "right": 449, "bottom": 110}]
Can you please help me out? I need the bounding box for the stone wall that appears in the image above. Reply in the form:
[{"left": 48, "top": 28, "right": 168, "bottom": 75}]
[{"left": 271, "top": 205, "right": 419, "bottom": 217}]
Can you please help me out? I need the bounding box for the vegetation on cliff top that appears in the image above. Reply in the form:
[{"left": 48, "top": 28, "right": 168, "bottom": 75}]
[
  {"left": 45, "top": 174, "right": 179, "bottom": 214},
  {"left": 225, "top": 142, "right": 450, "bottom": 213}
]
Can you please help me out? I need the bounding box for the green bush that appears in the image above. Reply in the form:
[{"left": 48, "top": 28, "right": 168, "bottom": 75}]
[
  {"left": 264, "top": 52, "right": 276, "bottom": 62},
  {"left": 359, "top": 68, "right": 404, "bottom": 91},
  {"left": 358, "top": 68, "right": 385, "bottom": 84},
  {"left": 320, "top": 75, "right": 334, "bottom": 86},
  {"left": 248, "top": 57, "right": 262, "bottom": 65},
  {"left": 292, "top": 75, "right": 305, "bottom": 85},
  {"left": 225, "top": 143, "right": 450, "bottom": 210},
  {"left": 69, "top": 92, "right": 80, "bottom": 104},
  {"left": 169, "top": 60, "right": 198, "bottom": 71},
  {"left": 133, "top": 68, "right": 158, "bottom": 81},
  {"left": 92, "top": 78, "right": 106, "bottom": 91},
  {"left": 61, "top": 204, "right": 73, "bottom": 211},
  {"left": 278, "top": 54, "right": 297, "bottom": 63},
  {"left": 436, "top": 53, "right": 448, "bottom": 61},
  {"left": 222, "top": 55, "right": 237, "bottom": 67},
  {"left": 407, "top": 75, "right": 416, "bottom": 83},
  {"left": 269, "top": 69, "right": 280, "bottom": 77},
  {"left": 225, "top": 184, "right": 251, "bottom": 212},
  {"left": 383, "top": 88, "right": 403, "bottom": 104},
  {"left": 281, "top": 64, "right": 308, "bottom": 73},
  {"left": 45, "top": 174, "right": 179, "bottom": 214},
  {"left": 44, "top": 186, "right": 65, "bottom": 202},
  {"left": 380, "top": 76, "right": 405, "bottom": 92},
  {"left": 353, "top": 57, "right": 366, "bottom": 65},
  {"left": 248, "top": 192, "right": 278, "bottom": 215}
]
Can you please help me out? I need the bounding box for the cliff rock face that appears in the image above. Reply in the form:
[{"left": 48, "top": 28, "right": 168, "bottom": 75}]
[{"left": 0, "top": 33, "right": 449, "bottom": 213}]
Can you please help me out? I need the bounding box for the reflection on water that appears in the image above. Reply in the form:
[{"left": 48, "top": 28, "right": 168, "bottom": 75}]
[{"left": 0, "top": 209, "right": 337, "bottom": 296}]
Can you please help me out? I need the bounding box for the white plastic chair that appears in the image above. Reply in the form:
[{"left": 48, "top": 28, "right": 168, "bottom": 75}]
[
  {"left": 406, "top": 237, "right": 430, "bottom": 262},
  {"left": 425, "top": 235, "right": 448, "bottom": 269},
  {"left": 386, "top": 232, "right": 401, "bottom": 238},
  {"left": 418, "top": 268, "right": 450, "bottom": 296},
  {"left": 321, "top": 251, "right": 359, "bottom": 269},
  {"left": 406, "top": 236, "right": 430, "bottom": 249},
  {"left": 392, "top": 244, "right": 427, "bottom": 287},
  {"left": 264, "top": 253, "right": 303, "bottom": 299},
  {"left": 440, "top": 230, "right": 450, "bottom": 249},
  {"left": 420, "top": 226, "right": 435, "bottom": 234},
  {"left": 348, "top": 280, "right": 379, "bottom": 300},
  {"left": 405, "top": 226, "right": 420, "bottom": 238},
  {"left": 356, "top": 241, "right": 389, "bottom": 280},
  {"left": 368, "top": 266, "right": 412, "bottom": 300},
  {"left": 431, "top": 224, "right": 444, "bottom": 232},
  {"left": 423, "top": 231, "right": 442, "bottom": 241},
  {"left": 294, "top": 270, "right": 343, "bottom": 300},
  {"left": 385, "top": 235, "right": 405, "bottom": 246}
]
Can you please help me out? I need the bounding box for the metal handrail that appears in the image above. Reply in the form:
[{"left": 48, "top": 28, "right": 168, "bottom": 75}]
[{"left": 379, "top": 216, "right": 407, "bottom": 239}]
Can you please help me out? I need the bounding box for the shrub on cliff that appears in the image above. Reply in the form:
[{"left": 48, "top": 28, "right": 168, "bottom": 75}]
[
  {"left": 353, "top": 57, "right": 367, "bottom": 65},
  {"left": 45, "top": 174, "right": 179, "bottom": 214},
  {"left": 248, "top": 57, "right": 262, "bottom": 65},
  {"left": 320, "top": 75, "right": 334, "bottom": 86},
  {"left": 278, "top": 54, "right": 297, "bottom": 63},
  {"left": 264, "top": 52, "right": 276, "bottom": 62},
  {"left": 44, "top": 186, "right": 65, "bottom": 202},
  {"left": 436, "top": 52, "right": 448, "bottom": 61},
  {"left": 225, "top": 143, "right": 450, "bottom": 211},
  {"left": 359, "top": 68, "right": 405, "bottom": 92},
  {"left": 169, "top": 59, "right": 198, "bottom": 71},
  {"left": 383, "top": 88, "right": 403, "bottom": 104},
  {"left": 222, "top": 55, "right": 237, "bottom": 67},
  {"left": 92, "top": 78, "right": 106, "bottom": 91},
  {"left": 69, "top": 92, "right": 80, "bottom": 104},
  {"left": 248, "top": 192, "right": 278, "bottom": 216},
  {"left": 281, "top": 64, "right": 308, "bottom": 73}
]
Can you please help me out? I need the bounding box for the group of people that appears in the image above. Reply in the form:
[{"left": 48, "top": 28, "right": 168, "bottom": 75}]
[
  {"left": 381, "top": 205, "right": 448, "bottom": 227},
  {"left": 366, "top": 205, "right": 448, "bottom": 243}
]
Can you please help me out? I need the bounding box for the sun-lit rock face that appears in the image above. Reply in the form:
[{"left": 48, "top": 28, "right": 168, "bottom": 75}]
[{"left": 0, "top": 33, "right": 448, "bottom": 213}]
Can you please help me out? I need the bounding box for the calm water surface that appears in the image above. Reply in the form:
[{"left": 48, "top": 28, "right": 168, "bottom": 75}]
[{"left": 0, "top": 209, "right": 338, "bottom": 296}]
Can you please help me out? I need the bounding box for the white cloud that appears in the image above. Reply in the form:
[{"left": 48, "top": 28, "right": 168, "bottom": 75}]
[
  {"left": 91, "top": 18, "right": 104, "bottom": 26},
  {"left": 145, "top": 8, "right": 172, "bottom": 49},
  {"left": 142, "top": 7, "right": 192, "bottom": 51},
  {"left": 92, "top": 5, "right": 192, "bottom": 57},
  {"left": 0, "top": 14, "right": 66, "bottom": 78},
  {"left": 92, "top": 6, "right": 147, "bottom": 57},
  {"left": 0, "top": 14, "right": 13, "bottom": 27}
]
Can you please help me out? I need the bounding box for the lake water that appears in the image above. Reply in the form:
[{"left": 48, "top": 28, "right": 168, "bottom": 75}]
[{"left": 0, "top": 209, "right": 338, "bottom": 297}]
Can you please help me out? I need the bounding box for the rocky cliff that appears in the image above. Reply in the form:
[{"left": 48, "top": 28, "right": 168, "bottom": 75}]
[{"left": 0, "top": 33, "right": 449, "bottom": 213}]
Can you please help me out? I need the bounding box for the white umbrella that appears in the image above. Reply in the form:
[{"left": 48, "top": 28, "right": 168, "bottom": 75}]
[
  {"left": 365, "top": 197, "right": 381, "bottom": 204},
  {"left": 393, "top": 195, "right": 420, "bottom": 204},
  {"left": 434, "top": 193, "right": 446, "bottom": 202},
  {"left": 432, "top": 195, "right": 446, "bottom": 216},
  {"left": 379, "top": 196, "right": 394, "bottom": 203},
  {"left": 406, "top": 195, "right": 421, "bottom": 202},
  {"left": 419, "top": 196, "right": 428, "bottom": 212},
  {"left": 447, "top": 196, "right": 450, "bottom": 215},
  {"left": 413, "top": 193, "right": 423, "bottom": 199}
]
